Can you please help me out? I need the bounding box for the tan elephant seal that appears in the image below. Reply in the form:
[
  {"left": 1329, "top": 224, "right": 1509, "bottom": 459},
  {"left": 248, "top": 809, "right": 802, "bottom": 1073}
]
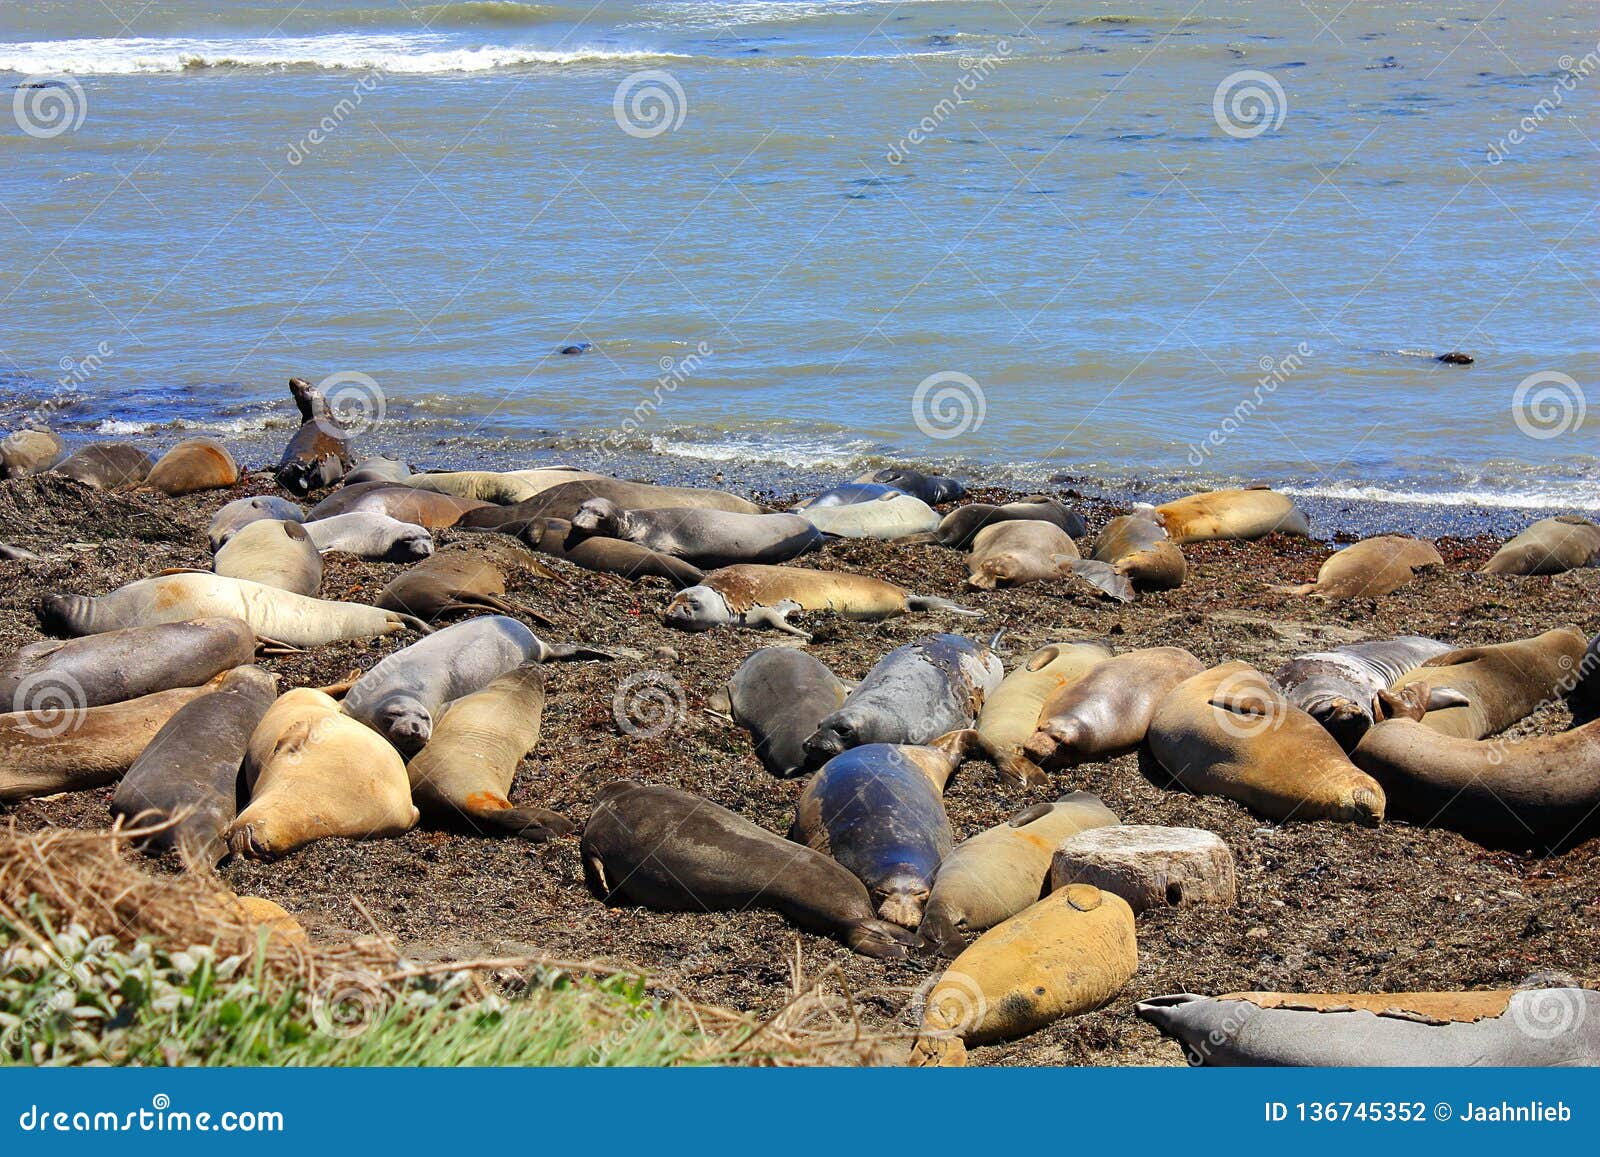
[
  {"left": 796, "top": 491, "right": 940, "bottom": 539},
  {"left": 1025, "top": 646, "right": 1205, "bottom": 769},
  {"left": 50, "top": 442, "right": 152, "bottom": 491},
  {"left": 230, "top": 687, "right": 417, "bottom": 859},
  {"left": 307, "top": 481, "right": 489, "bottom": 528},
  {"left": 1389, "top": 626, "right": 1589, "bottom": 739},
  {"left": 1146, "top": 661, "right": 1385, "bottom": 824},
  {"left": 1090, "top": 512, "right": 1187, "bottom": 592},
  {"left": 405, "top": 662, "right": 570, "bottom": 841},
  {"left": 965, "top": 521, "right": 1082, "bottom": 590},
  {"left": 0, "top": 428, "right": 64, "bottom": 478},
  {"left": 231, "top": 896, "right": 308, "bottom": 946},
  {"left": 1275, "top": 535, "right": 1443, "bottom": 599},
  {"left": 665, "top": 564, "right": 975, "bottom": 639},
  {"left": 0, "top": 617, "right": 256, "bottom": 709},
  {"left": 974, "top": 642, "right": 1110, "bottom": 784},
  {"left": 1154, "top": 486, "right": 1310, "bottom": 544},
  {"left": 377, "top": 538, "right": 556, "bottom": 623},
  {"left": 919, "top": 793, "right": 1120, "bottom": 956},
  {"left": 144, "top": 437, "right": 240, "bottom": 496},
  {"left": 1481, "top": 515, "right": 1600, "bottom": 576},
  {"left": 909, "top": 884, "right": 1137, "bottom": 1066},
  {"left": 213, "top": 519, "right": 323, "bottom": 596},
  {"left": 406, "top": 467, "right": 603, "bottom": 504}
]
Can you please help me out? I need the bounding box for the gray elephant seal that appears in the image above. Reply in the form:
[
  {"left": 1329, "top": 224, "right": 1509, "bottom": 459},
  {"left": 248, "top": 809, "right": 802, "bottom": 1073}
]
[
  {"left": 302, "top": 511, "right": 434, "bottom": 561},
  {"left": 213, "top": 519, "right": 323, "bottom": 596},
  {"left": 459, "top": 477, "right": 762, "bottom": 532},
  {"left": 935, "top": 497, "right": 1086, "bottom": 549},
  {"left": 1481, "top": 515, "right": 1600, "bottom": 576},
  {"left": 50, "top": 443, "right": 152, "bottom": 491},
  {"left": 110, "top": 665, "right": 279, "bottom": 866},
  {"left": 0, "top": 428, "right": 64, "bottom": 479},
  {"left": 804, "top": 633, "right": 1002, "bottom": 766},
  {"left": 1273, "top": 636, "right": 1456, "bottom": 750},
  {"left": 571, "top": 498, "right": 824, "bottom": 568},
  {"left": 712, "top": 647, "right": 848, "bottom": 778},
  {"left": 791, "top": 731, "right": 978, "bottom": 927},
  {"left": 665, "top": 564, "right": 974, "bottom": 639},
  {"left": 581, "top": 780, "right": 917, "bottom": 958},
  {"left": 520, "top": 516, "right": 704, "bottom": 585},
  {"left": 144, "top": 437, "right": 240, "bottom": 496},
  {"left": 854, "top": 467, "right": 965, "bottom": 504},
  {"left": 1138, "top": 989, "right": 1600, "bottom": 1066},
  {"left": 0, "top": 618, "right": 257, "bottom": 710},
  {"left": 208, "top": 496, "right": 308, "bottom": 550},
  {"left": 377, "top": 538, "right": 555, "bottom": 622},
  {"left": 1025, "top": 646, "right": 1204, "bottom": 769},
  {"left": 792, "top": 482, "right": 904, "bottom": 509}
]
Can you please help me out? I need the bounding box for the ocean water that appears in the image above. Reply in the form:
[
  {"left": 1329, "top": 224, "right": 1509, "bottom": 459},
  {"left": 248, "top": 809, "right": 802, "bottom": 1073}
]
[{"left": 1, "top": 1, "right": 1596, "bottom": 510}]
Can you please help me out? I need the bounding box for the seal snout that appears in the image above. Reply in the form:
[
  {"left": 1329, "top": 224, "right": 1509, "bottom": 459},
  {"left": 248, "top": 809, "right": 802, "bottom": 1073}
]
[
  {"left": 38, "top": 592, "right": 90, "bottom": 636},
  {"left": 873, "top": 874, "right": 931, "bottom": 929}
]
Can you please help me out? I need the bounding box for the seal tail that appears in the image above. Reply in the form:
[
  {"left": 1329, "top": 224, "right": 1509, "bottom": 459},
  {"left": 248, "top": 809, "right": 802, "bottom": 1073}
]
[
  {"left": 906, "top": 595, "right": 981, "bottom": 617},
  {"left": 987, "top": 743, "right": 1049, "bottom": 788},
  {"left": 471, "top": 803, "right": 574, "bottom": 843},
  {"left": 1063, "top": 559, "right": 1135, "bottom": 603},
  {"left": 394, "top": 613, "right": 434, "bottom": 635},
  {"left": 1269, "top": 582, "right": 1318, "bottom": 596},
  {"left": 437, "top": 594, "right": 555, "bottom": 627},
  {"left": 37, "top": 592, "right": 93, "bottom": 636}
]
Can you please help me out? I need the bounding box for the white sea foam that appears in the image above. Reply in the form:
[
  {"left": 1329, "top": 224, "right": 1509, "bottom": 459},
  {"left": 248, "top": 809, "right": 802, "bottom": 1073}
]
[
  {"left": 94, "top": 419, "right": 150, "bottom": 435},
  {"left": 647, "top": 434, "right": 878, "bottom": 470},
  {"left": 1281, "top": 482, "right": 1600, "bottom": 511}
]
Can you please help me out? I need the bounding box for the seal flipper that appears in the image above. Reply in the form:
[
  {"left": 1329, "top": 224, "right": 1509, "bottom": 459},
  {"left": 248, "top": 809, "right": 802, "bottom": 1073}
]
[
  {"left": 845, "top": 918, "right": 916, "bottom": 959},
  {"left": 1421, "top": 646, "right": 1493, "bottom": 667},
  {"left": 1062, "top": 559, "right": 1135, "bottom": 603},
  {"left": 746, "top": 604, "right": 812, "bottom": 639},
  {"left": 533, "top": 641, "right": 621, "bottom": 662},
  {"left": 915, "top": 908, "right": 968, "bottom": 958},
  {"left": 979, "top": 739, "right": 1048, "bottom": 787},
  {"left": 905, "top": 595, "right": 981, "bottom": 617},
  {"left": 435, "top": 594, "right": 556, "bottom": 628},
  {"left": 471, "top": 803, "right": 573, "bottom": 843}
]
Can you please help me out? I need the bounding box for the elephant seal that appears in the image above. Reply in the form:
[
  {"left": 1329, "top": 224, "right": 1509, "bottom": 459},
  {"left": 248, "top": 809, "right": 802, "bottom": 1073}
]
[
  {"left": 1352, "top": 715, "right": 1600, "bottom": 845},
  {"left": 1025, "top": 647, "right": 1205, "bottom": 770},
  {"left": 110, "top": 665, "right": 279, "bottom": 865},
  {"left": 965, "top": 521, "right": 1092, "bottom": 591},
  {"left": 0, "top": 618, "right": 256, "bottom": 710},
  {"left": 804, "top": 633, "right": 1003, "bottom": 765},
  {"left": 343, "top": 456, "right": 411, "bottom": 485},
  {"left": 212, "top": 519, "right": 323, "bottom": 596},
  {"left": 342, "top": 614, "right": 599, "bottom": 755},
  {"left": 571, "top": 498, "right": 824, "bottom": 568},
  {"left": 854, "top": 467, "right": 964, "bottom": 505},
  {"left": 0, "top": 428, "right": 64, "bottom": 478},
  {"left": 793, "top": 482, "right": 904, "bottom": 509},
  {"left": 208, "top": 496, "right": 307, "bottom": 550},
  {"left": 301, "top": 511, "right": 433, "bottom": 561},
  {"left": 665, "top": 564, "right": 975, "bottom": 640},
  {"left": 934, "top": 497, "right": 1086, "bottom": 549},
  {"left": 1153, "top": 486, "right": 1310, "bottom": 544},
  {"left": 520, "top": 516, "right": 703, "bottom": 584},
  {"left": 796, "top": 491, "right": 940, "bottom": 539},
  {"left": 144, "top": 437, "right": 240, "bottom": 496},
  {"left": 1276, "top": 535, "right": 1443, "bottom": 599},
  {"left": 1138, "top": 989, "right": 1600, "bottom": 1067},
  {"left": 1146, "top": 661, "right": 1385, "bottom": 824},
  {"left": 230, "top": 687, "right": 417, "bottom": 859},
  {"left": 974, "top": 642, "right": 1111, "bottom": 784},
  {"left": 377, "top": 538, "right": 555, "bottom": 622},
  {"left": 274, "top": 378, "right": 353, "bottom": 495},
  {"left": 50, "top": 442, "right": 151, "bottom": 491},
  {"left": 407, "top": 467, "right": 602, "bottom": 504},
  {"left": 910, "top": 884, "right": 1137, "bottom": 1066},
  {"left": 1090, "top": 512, "right": 1187, "bottom": 592},
  {"left": 1390, "top": 627, "right": 1589, "bottom": 739},
  {"left": 459, "top": 478, "right": 762, "bottom": 532},
  {"left": 919, "top": 793, "right": 1119, "bottom": 956},
  {"left": 0, "top": 670, "right": 239, "bottom": 804},
  {"left": 712, "top": 648, "right": 848, "bottom": 778},
  {"left": 406, "top": 662, "right": 570, "bottom": 841},
  {"left": 1571, "top": 631, "right": 1600, "bottom": 722},
  {"left": 581, "top": 780, "right": 917, "bottom": 958},
  {"left": 40, "top": 573, "right": 427, "bottom": 648},
  {"left": 1273, "top": 636, "right": 1455, "bottom": 750},
  {"left": 791, "top": 731, "right": 978, "bottom": 927},
  {"left": 1481, "top": 515, "right": 1600, "bottom": 576},
  {"left": 307, "top": 481, "right": 489, "bottom": 528}
]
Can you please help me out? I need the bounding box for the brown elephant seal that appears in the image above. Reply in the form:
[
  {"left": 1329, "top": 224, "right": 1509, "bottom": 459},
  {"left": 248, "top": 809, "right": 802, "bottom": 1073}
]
[
  {"left": 854, "top": 467, "right": 965, "bottom": 505},
  {"left": 110, "top": 666, "right": 279, "bottom": 865},
  {"left": 804, "top": 634, "right": 1002, "bottom": 765},
  {"left": 1153, "top": 486, "right": 1310, "bottom": 544},
  {"left": 1389, "top": 626, "right": 1589, "bottom": 739},
  {"left": 519, "top": 516, "right": 704, "bottom": 584},
  {"left": 791, "top": 732, "right": 978, "bottom": 927},
  {"left": 1481, "top": 515, "right": 1600, "bottom": 576},
  {"left": 307, "top": 481, "right": 489, "bottom": 528},
  {"left": 50, "top": 442, "right": 152, "bottom": 491},
  {"left": 1352, "top": 715, "right": 1600, "bottom": 846},
  {"left": 0, "top": 428, "right": 64, "bottom": 478},
  {"left": 974, "top": 642, "right": 1110, "bottom": 784},
  {"left": 460, "top": 477, "right": 762, "bottom": 533},
  {"left": 571, "top": 497, "right": 824, "bottom": 568},
  {"left": 144, "top": 437, "right": 240, "bottom": 496},
  {"left": 230, "top": 687, "right": 417, "bottom": 859},
  {"left": 275, "top": 377, "right": 354, "bottom": 495},
  {"left": 910, "top": 884, "right": 1137, "bottom": 1066},
  {"left": 796, "top": 491, "right": 940, "bottom": 539},
  {"left": 40, "top": 573, "right": 427, "bottom": 648},
  {"left": 711, "top": 647, "right": 848, "bottom": 778},
  {"left": 406, "top": 467, "right": 602, "bottom": 504},
  {"left": 0, "top": 618, "right": 256, "bottom": 710},
  {"left": 1138, "top": 989, "right": 1600, "bottom": 1067},
  {"left": 212, "top": 519, "right": 323, "bottom": 596},
  {"left": 377, "top": 538, "right": 555, "bottom": 623},
  {"left": 665, "top": 564, "right": 975, "bottom": 640},
  {"left": 1275, "top": 535, "right": 1443, "bottom": 599},
  {"left": 1025, "top": 646, "right": 1205, "bottom": 770},
  {"left": 1273, "top": 636, "right": 1455, "bottom": 750},
  {"left": 208, "top": 496, "right": 307, "bottom": 550},
  {"left": 1090, "top": 512, "right": 1187, "bottom": 592},
  {"left": 581, "top": 780, "right": 917, "bottom": 958},
  {"left": 934, "top": 496, "right": 1086, "bottom": 549},
  {"left": 919, "top": 793, "right": 1119, "bottom": 956},
  {"left": 406, "top": 662, "right": 569, "bottom": 841},
  {"left": 0, "top": 670, "right": 239, "bottom": 804},
  {"left": 343, "top": 456, "right": 410, "bottom": 485},
  {"left": 1146, "top": 661, "right": 1385, "bottom": 824}
]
